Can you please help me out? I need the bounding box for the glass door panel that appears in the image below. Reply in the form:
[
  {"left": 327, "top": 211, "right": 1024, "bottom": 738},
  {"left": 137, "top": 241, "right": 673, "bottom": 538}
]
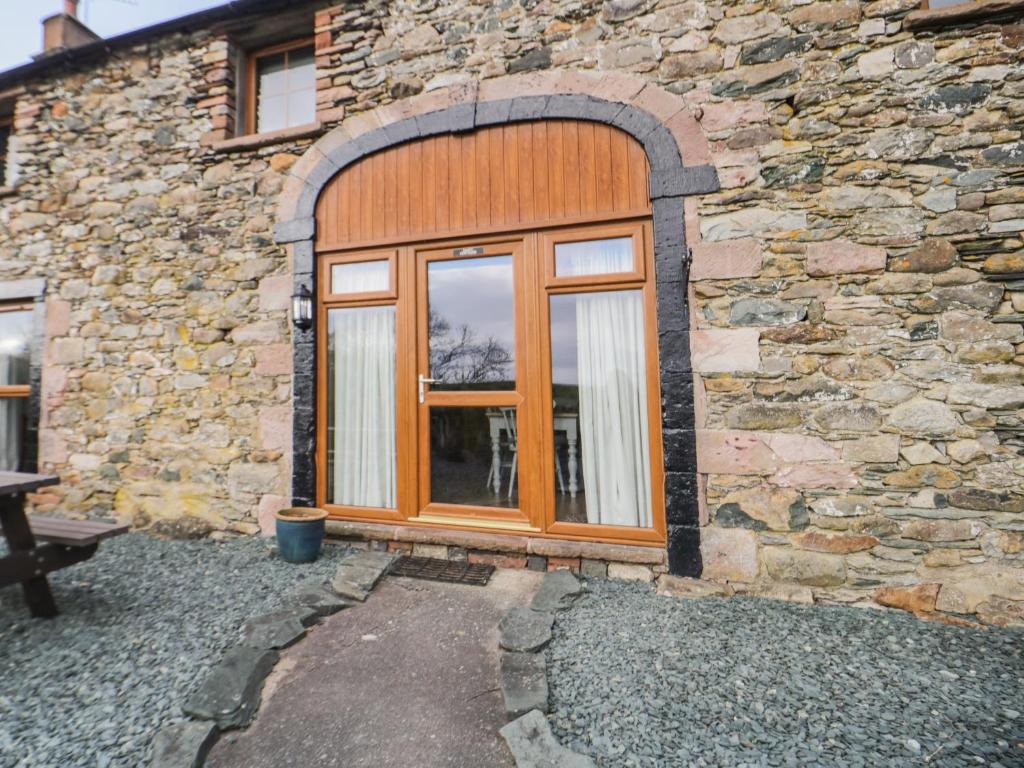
[
  {"left": 416, "top": 240, "right": 531, "bottom": 524},
  {"left": 429, "top": 406, "right": 519, "bottom": 508},
  {"left": 427, "top": 255, "right": 516, "bottom": 391}
]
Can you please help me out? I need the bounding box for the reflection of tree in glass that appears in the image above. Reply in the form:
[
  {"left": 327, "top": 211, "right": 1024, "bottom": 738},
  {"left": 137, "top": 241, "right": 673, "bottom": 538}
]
[{"left": 429, "top": 308, "right": 512, "bottom": 385}]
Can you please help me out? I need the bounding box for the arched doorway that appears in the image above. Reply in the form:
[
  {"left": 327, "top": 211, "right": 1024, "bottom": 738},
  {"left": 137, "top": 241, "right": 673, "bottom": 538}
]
[{"left": 314, "top": 120, "right": 666, "bottom": 546}]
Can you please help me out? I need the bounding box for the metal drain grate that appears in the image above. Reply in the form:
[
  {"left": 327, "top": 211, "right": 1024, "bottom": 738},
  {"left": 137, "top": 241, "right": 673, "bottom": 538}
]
[{"left": 391, "top": 556, "right": 495, "bottom": 586}]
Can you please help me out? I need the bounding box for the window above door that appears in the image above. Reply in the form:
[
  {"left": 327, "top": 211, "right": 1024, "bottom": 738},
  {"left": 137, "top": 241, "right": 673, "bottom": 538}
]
[{"left": 246, "top": 38, "right": 316, "bottom": 136}]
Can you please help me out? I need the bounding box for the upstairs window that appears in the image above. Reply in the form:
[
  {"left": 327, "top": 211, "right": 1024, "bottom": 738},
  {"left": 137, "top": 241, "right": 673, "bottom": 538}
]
[
  {"left": 247, "top": 39, "right": 316, "bottom": 135},
  {"left": 0, "top": 115, "right": 12, "bottom": 188}
]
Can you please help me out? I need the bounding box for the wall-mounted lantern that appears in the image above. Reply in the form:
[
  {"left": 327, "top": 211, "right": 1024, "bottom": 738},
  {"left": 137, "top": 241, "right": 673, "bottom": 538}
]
[{"left": 291, "top": 285, "right": 313, "bottom": 330}]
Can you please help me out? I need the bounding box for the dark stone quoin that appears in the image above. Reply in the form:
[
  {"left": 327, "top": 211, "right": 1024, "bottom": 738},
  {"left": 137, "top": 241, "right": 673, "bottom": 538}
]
[{"left": 275, "top": 95, "right": 721, "bottom": 577}]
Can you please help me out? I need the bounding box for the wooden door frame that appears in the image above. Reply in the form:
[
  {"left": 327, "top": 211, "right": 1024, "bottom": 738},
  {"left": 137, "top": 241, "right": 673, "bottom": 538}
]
[
  {"left": 413, "top": 237, "right": 535, "bottom": 528},
  {"left": 314, "top": 218, "right": 668, "bottom": 547}
]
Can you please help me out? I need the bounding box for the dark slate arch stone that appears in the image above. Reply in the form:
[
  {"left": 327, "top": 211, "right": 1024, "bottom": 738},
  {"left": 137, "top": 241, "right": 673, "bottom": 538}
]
[{"left": 282, "top": 94, "right": 720, "bottom": 577}]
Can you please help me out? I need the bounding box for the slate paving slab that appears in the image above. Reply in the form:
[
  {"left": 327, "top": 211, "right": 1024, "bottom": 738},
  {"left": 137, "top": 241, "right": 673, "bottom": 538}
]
[
  {"left": 330, "top": 551, "right": 397, "bottom": 601},
  {"left": 182, "top": 647, "right": 279, "bottom": 729},
  {"left": 239, "top": 606, "right": 319, "bottom": 650},
  {"left": 287, "top": 579, "right": 350, "bottom": 617},
  {"left": 499, "top": 607, "right": 554, "bottom": 652},
  {"left": 500, "top": 710, "right": 597, "bottom": 768},
  {"left": 529, "top": 570, "right": 583, "bottom": 613},
  {"left": 150, "top": 721, "right": 218, "bottom": 768},
  {"left": 500, "top": 652, "right": 549, "bottom": 719}
]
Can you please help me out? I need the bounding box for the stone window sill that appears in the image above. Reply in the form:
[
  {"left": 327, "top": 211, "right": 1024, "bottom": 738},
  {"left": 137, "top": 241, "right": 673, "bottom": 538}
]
[
  {"left": 905, "top": 0, "right": 1024, "bottom": 30},
  {"left": 211, "top": 121, "right": 323, "bottom": 154}
]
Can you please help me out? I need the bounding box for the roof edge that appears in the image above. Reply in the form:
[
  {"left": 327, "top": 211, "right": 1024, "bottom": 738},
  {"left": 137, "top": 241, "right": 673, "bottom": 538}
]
[{"left": 0, "top": 0, "right": 307, "bottom": 93}]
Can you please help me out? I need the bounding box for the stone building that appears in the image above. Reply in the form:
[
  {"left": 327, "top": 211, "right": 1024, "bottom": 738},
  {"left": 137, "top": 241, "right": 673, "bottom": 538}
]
[{"left": 0, "top": 0, "right": 1022, "bottom": 626}]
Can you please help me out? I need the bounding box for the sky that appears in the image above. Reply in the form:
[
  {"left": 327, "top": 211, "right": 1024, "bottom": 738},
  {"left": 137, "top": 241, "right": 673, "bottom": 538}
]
[{"left": 0, "top": 0, "right": 226, "bottom": 72}]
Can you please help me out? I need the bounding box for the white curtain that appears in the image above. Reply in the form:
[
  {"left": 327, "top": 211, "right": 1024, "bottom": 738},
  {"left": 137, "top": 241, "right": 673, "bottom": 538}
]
[
  {"left": 568, "top": 241, "right": 652, "bottom": 528},
  {"left": 0, "top": 355, "right": 18, "bottom": 472},
  {"left": 331, "top": 305, "right": 397, "bottom": 508}
]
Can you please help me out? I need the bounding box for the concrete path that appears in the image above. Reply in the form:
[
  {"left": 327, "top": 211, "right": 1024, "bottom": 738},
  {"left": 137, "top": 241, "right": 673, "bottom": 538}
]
[{"left": 207, "top": 568, "right": 543, "bottom": 768}]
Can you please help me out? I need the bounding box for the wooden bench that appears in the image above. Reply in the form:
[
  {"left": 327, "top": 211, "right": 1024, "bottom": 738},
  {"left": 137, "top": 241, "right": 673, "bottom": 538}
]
[{"left": 0, "top": 471, "right": 128, "bottom": 618}]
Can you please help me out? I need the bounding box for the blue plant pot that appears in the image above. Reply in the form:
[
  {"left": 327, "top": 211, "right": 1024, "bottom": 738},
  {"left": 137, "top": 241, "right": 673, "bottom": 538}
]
[{"left": 275, "top": 507, "right": 328, "bottom": 564}]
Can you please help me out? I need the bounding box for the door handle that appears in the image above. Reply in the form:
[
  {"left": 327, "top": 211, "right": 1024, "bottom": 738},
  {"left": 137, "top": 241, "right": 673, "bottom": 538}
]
[{"left": 418, "top": 374, "right": 439, "bottom": 403}]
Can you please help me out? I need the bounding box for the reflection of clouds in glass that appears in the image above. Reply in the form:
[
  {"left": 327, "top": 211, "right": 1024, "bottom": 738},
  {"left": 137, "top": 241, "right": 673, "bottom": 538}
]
[
  {"left": 0, "top": 311, "right": 31, "bottom": 355},
  {"left": 429, "top": 255, "right": 515, "bottom": 361},
  {"left": 550, "top": 295, "right": 578, "bottom": 387}
]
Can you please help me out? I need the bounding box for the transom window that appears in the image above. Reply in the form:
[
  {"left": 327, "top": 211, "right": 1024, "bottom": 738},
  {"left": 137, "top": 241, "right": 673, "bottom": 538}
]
[
  {"left": 247, "top": 39, "right": 316, "bottom": 135},
  {"left": 0, "top": 301, "right": 32, "bottom": 471}
]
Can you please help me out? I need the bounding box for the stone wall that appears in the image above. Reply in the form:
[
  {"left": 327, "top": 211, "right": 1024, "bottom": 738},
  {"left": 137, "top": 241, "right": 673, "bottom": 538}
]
[{"left": 0, "top": 0, "right": 1022, "bottom": 625}]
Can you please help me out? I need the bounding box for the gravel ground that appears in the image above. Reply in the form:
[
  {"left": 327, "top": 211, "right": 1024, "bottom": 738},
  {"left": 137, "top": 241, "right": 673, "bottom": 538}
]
[
  {"left": 546, "top": 580, "right": 1024, "bottom": 768},
  {"left": 0, "top": 533, "right": 347, "bottom": 768}
]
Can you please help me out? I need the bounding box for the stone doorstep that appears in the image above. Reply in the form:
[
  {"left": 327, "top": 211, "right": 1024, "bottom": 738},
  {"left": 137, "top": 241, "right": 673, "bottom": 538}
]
[{"left": 324, "top": 519, "right": 667, "bottom": 565}]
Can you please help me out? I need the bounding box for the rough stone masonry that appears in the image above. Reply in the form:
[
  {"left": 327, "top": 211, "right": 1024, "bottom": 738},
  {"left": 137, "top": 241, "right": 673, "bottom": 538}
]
[{"left": 0, "top": 0, "right": 1022, "bottom": 626}]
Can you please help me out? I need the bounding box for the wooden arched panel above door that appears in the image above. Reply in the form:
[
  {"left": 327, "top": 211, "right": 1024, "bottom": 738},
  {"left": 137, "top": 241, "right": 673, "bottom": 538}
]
[{"left": 315, "top": 120, "right": 652, "bottom": 249}]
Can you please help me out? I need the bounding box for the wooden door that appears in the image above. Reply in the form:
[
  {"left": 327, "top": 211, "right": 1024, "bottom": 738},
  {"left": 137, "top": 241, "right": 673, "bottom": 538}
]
[{"left": 411, "top": 237, "right": 538, "bottom": 529}]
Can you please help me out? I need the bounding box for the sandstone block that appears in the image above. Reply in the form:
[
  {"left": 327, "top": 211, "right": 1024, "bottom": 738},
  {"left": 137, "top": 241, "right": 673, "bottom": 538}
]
[
  {"left": 900, "top": 442, "right": 945, "bottom": 465},
  {"left": 691, "top": 329, "right": 760, "bottom": 373},
  {"left": 947, "top": 440, "right": 986, "bottom": 464},
  {"left": 255, "top": 344, "right": 293, "bottom": 376},
  {"left": 975, "top": 597, "right": 1024, "bottom": 628},
  {"left": 842, "top": 434, "right": 900, "bottom": 463},
  {"left": 884, "top": 464, "right": 961, "bottom": 489},
  {"left": 792, "top": 531, "right": 879, "bottom": 554},
  {"left": 809, "top": 496, "right": 875, "bottom": 518},
  {"left": 700, "top": 527, "right": 759, "bottom": 582},
  {"left": 726, "top": 403, "right": 802, "bottom": 430},
  {"left": 806, "top": 241, "right": 886, "bottom": 276},
  {"left": 696, "top": 430, "right": 777, "bottom": 475},
  {"left": 936, "top": 567, "right": 1024, "bottom": 614},
  {"left": 690, "top": 238, "right": 762, "bottom": 281},
  {"left": 771, "top": 463, "right": 859, "bottom": 490},
  {"left": 901, "top": 518, "right": 983, "bottom": 542},
  {"left": 258, "top": 274, "right": 293, "bottom": 311},
  {"left": 886, "top": 398, "right": 959, "bottom": 437},
  {"left": 51, "top": 337, "right": 84, "bottom": 365},
  {"left": 760, "top": 433, "right": 840, "bottom": 463},
  {"left": 762, "top": 547, "right": 845, "bottom": 587},
  {"left": 947, "top": 384, "right": 1024, "bottom": 410},
  {"left": 656, "top": 575, "right": 735, "bottom": 599},
  {"left": 699, "top": 102, "right": 768, "bottom": 133},
  {"left": 873, "top": 583, "right": 940, "bottom": 613},
  {"left": 607, "top": 563, "right": 654, "bottom": 582},
  {"left": 813, "top": 403, "right": 882, "bottom": 433}
]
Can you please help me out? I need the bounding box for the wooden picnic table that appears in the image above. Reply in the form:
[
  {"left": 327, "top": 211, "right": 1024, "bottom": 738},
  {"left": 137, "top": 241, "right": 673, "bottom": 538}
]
[{"left": 0, "top": 471, "right": 128, "bottom": 618}]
